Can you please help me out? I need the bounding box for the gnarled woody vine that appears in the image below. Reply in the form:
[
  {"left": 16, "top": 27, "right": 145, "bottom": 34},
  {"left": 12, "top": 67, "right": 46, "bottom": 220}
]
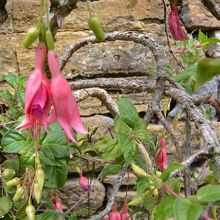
[{"left": 57, "top": 31, "right": 220, "bottom": 219}]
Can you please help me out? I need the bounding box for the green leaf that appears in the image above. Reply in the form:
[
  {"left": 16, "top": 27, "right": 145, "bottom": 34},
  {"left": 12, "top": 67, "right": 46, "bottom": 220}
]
[
  {"left": 114, "top": 116, "right": 131, "bottom": 135},
  {"left": 117, "top": 98, "right": 140, "bottom": 129},
  {"left": 16, "top": 201, "right": 28, "bottom": 219},
  {"left": 0, "top": 90, "right": 14, "bottom": 103},
  {"left": 101, "top": 164, "right": 121, "bottom": 180},
  {"left": 118, "top": 133, "right": 137, "bottom": 165},
  {"left": 143, "top": 190, "right": 158, "bottom": 212},
  {"left": 174, "top": 198, "right": 203, "bottom": 220},
  {"left": 197, "top": 185, "right": 220, "bottom": 203},
  {"left": 44, "top": 159, "right": 68, "bottom": 188},
  {"left": 132, "top": 119, "right": 149, "bottom": 141},
  {"left": 161, "top": 162, "right": 184, "bottom": 182},
  {"left": 198, "top": 31, "right": 207, "bottom": 44},
  {"left": 136, "top": 177, "right": 149, "bottom": 196},
  {"left": 37, "top": 210, "right": 62, "bottom": 220},
  {"left": 4, "top": 74, "right": 18, "bottom": 89},
  {"left": 1, "top": 129, "right": 34, "bottom": 153},
  {"left": 156, "top": 195, "right": 176, "bottom": 220},
  {"left": 2, "top": 157, "right": 20, "bottom": 174},
  {"left": 102, "top": 139, "right": 122, "bottom": 161},
  {"left": 0, "top": 196, "right": 12, "bottom": 216}
]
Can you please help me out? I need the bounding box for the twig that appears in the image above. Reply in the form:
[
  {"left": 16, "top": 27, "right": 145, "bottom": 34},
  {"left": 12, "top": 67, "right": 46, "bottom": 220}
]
[
  {"left": 74, "top": 88, "right": 119, "bottom": 117},
  {"left": 88, "top": 166, "right": 126, "bottom": 220}
]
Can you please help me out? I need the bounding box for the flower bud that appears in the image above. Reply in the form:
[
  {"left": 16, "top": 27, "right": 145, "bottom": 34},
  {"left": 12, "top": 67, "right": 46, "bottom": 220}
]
[
  {"left": 88, "top": 16, "right": 105, "bottom": 42},
  {"left": 152, "top": 188, "right": 159, "bottom": 197},
  {"left": 53, "top": 197, "right": 64, "bottom": 212},
  {"left": 22, "top": 27, "right": 40, "bottom": 48},
  {"left": 131, "top": 163, "right": 147, "bottom": 177},
  {"left": 35, "top": 168, "right": 45, "bottom": 188},
  {"left": 34, "top": 182, "right": 42, "bottom": 203},
  {"left": 79, "top": 173, "right": 90, "bottom": 192},
  {"left": 121, "top": 202, "right": 132, "bottom": 220},
  {"left": 26, "top": 204, "right": 36, "bottom": 220},
  {"left": 2, "top": 168, "right": 15, "bottom": 180},
  {"left": 6, "top": 177, "right": 20, "bottom": 186},
  {"left": 46, "top": 29, "right": 54, "bottom": 50},
  {"left": 108, "top": 202, "right": 121, "bottom": 220},
  {"left": 13, "top": 186, "right": 25, "bottom": 202}
]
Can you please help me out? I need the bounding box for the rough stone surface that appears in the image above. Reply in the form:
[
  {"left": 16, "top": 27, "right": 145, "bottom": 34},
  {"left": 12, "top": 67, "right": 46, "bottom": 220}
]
[
  {"left": 107, "top": 186, "right": 136, "bottom": 201},
  {"left": 181, "top": 0, "right": 220, "bottom": 31},
  {"left": 104, "top": 171, "right": 137, "bottom": 185},
  {"left": 47, "top": 178, "right": 105, "bottom": 216}
]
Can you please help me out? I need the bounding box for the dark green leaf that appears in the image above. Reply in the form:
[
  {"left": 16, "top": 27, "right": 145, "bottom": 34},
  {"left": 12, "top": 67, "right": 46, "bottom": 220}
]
[
  {"left": 117, "top": 98, "right": 140, "bottom": 129},
  {"left": 174, "top": 198, "right": 203, "bottom": 220},
  {"left": 101, "top": 164, "right": 121, "bottom": 180},
  {"left": 44, "top": 159, "right": 68, "bottom": 188},
  {"left": 102, "top": 139, "right": 122, "bottom": 161},
  {"left": 161, "top": 162, "right": 184, "bottom": 181},
  {"left": 16, "top": 201, "right": 28, "bottom": 219},
  {"left": 0, "top": 90, "right": 14, "bottom": 103},
  {"left": 156, "top": 195, "right": 176, "bottom": 220},
  {"left": 132, "top": 119, "right": 149, "bottom": 141},
  {"left": 37, "top": 210, "right": 62, "bottom": 220},
  {"left": 197, "top": 185, "right": 220, "bottom": 203},
  {"left": 1, "top": 129, "right": 34, "bottom": 153},
  {"left": 0, "top": 196, "right": 12, "bottom": 216},
  {"left": 114, "top": 116, "right": 131, "bottom": 135},
  {"left": 136, "top": 177, "right": 149, "bottom": 196},
  {"left": 118, "top": 133, "right": 137, "bottom": 165},
  {"left": 2, "top": 157, "right": 20, "bottom": 174},
  {"left": 4, "top": 74, "right": 18, "bottom": 89}
]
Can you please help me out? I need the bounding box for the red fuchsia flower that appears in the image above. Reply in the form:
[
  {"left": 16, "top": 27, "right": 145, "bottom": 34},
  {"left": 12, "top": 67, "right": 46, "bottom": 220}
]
[
  {"left": 121, "top": 202, "right": 132, "bottom": 220},
  {"left": 18, "top": 42, "right": 51, "bottom": 135},
  {"left": 47, "top": 50, "right": 87, "bottom": 143},
  {"left": 168, "top": 6, "right": 187, "bottom": 41},
  {"left": 108, "top": 202, "right": 121, "bottom": 220},
  {"left": 53, "top": 197, "right": 64, "bottom": 212},
  {"left": 155, "top": 138, "right": 168, "bottom": 171},
  {"left": 79, "top": 172, "right": 90, "bottom": 192}
]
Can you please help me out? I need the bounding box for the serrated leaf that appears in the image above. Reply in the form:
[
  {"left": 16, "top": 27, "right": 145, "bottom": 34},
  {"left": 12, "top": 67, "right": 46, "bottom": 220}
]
[
  {"left": 0, "top": 196, "right": 12, "bottom": 216},
  {"left": 101, "top": 164, "right": 121, "bottom": 180},
  {"left": 174, "top": 198, "right": 203, "bottom": 220},
  {"left": 44, "top": 159, "right": 68, "bottom": 188},
  {"left": 161, "top": 162, "right": 184, "bottom": 182},
  {"left": 102, "top": 139, "right": 122, "bottom": 161},
  {"left": 117, "top": 98, "right": 140, "bottom": 129},
  {"left": 118, "top": 133, "right": 137, "bottom": 165},
  {"left": 1, "top": 129, "right": 34, "bottom": 153},
  {"left": 197, "top": 185, "right": 220, "bottom": 203}
]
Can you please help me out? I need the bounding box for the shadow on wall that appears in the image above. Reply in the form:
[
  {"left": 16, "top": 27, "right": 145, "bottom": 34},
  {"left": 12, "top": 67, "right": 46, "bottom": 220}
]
[{"left": 0, "top": 0, "right": 7, "bottom": 24}]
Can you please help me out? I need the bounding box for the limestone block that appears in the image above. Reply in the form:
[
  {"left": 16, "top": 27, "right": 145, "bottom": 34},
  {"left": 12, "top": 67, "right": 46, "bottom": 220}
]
[
  {"left": 61, "top": 0, "right": 164, "bottom": 32},
  {"left": 47, "top": 178, "right": 105, "bottom": 216},
  {"left": 104, "top": 171, "right": 137, "bottom": 186},
  {"left": 107, "top": 186, "right": 136, "bottom": 201},
  {"left": 0, "top": 34, "right": 17, "bottom": 80},
  {"left": 181, "top": 0, "right": 220, "bottom": 31}
]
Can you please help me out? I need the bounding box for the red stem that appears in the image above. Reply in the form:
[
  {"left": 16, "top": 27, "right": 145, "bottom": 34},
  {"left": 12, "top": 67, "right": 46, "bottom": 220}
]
[{"left": 162, "top": 183, "right": 182, "bottom": 198}]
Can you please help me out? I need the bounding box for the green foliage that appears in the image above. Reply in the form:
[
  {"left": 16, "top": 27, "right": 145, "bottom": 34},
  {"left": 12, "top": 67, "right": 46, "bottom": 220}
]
[{"left": 0, "top": 196, "right": 12, "bottom": 216}]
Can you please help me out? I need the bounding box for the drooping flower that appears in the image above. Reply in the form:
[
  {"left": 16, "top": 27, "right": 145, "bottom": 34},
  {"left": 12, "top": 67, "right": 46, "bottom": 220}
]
[
  {"left": 121, "top": 202, "right": 132, "bottom": 220},
  {"left": 53, "top": 197, "right": 64, "bottom": 212},
  {"left": 79, "top": 172, "right": 90, "bottom": 192},
  {"left": 155, "top": 138, "right": 168, "bottom": 171},
  {"left": 168, "top": 6, "right": 187, "bottom": 41},
  {"left": 47, "top": 51, "right": 87, "bottom": 143},
  {"left": 108, "top": 202, "right": 121, "bottom": 220},
  {"left": 18, "top": 42, "right": 51, "bottom": 135}
]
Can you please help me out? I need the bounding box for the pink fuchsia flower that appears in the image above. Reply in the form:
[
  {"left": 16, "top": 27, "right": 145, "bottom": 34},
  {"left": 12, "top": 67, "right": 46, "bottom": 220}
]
[
  {"left": 108, "top": 203, "right": 121, "bottom": 220},
  {"left": 121, "top": 202, "right": 132, "bottom": 220},
  {"left": 168, "top": 7, "right": 187, "bottom": 41},
  {"left": 47, "top": 50, "right": 87, "bottom": 143},
  {"left": 155, "top": 138, "right": 168, "bottom": 171},
  {"left": 79, "top": 172, "right": 90, "bottom": 192},
  {"left": 53, "top": 197, "right": 64, "bottom": 212},
  {"left": 18, "top": 42, "right": 51, "bottom": 135}
]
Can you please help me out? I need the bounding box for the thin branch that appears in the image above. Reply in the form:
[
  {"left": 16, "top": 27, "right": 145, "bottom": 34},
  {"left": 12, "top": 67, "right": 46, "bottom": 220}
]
[
  {"left": 74, "top": 88, "right": 119, "bottom": 117},
  {"left": 88, "top": 166, "right": 127, "bottom": 220}
]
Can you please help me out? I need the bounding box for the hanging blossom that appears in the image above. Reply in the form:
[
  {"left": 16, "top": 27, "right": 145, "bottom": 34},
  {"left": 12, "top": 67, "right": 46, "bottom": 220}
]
[
  {"left": 155, "top": 138, "right": 168, "bottom": 171},
  {"left": 48, "top": 50, "right": 87, "bottom": 143},
  {"left": 53, "top": 197, "right": 64, "bottom": 212},
  {"left": 168, "top": 3, "right": 187, "bottom": 41},
  {"left": 79, "top": 171, "right": 90, "bottom": 192},
  {"left": 18, "top": 42, "right": 51, "bottom": 137},
  {"left": 108, "top": 202, "right": 121, "bottom": 220},
  {"left": 121, "top": 202, "right": 132, "bottom": 220}
]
